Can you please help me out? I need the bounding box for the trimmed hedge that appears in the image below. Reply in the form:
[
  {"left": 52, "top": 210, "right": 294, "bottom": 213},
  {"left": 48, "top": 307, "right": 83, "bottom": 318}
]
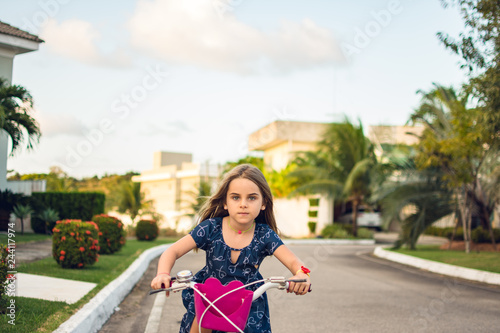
[
  {"left": 321, "top": 224, "right": 349, "bottom": 238},
  {"left": 321, "top": 224, "right": 374, "bottom": 239},
  {"left": 471, "top": 227, "right": 500, "bottom": 243},
  {"left": 425, "top": 226, "right": 464, "bottom": 240},
  {"left": 52, "top": 220, "right": 100, "bottom": 269},
  {"left": 31, "top": 192, "right": 105, "bottom": 234},
  {"left": 136, "top": 220, "right": 159, "bottom": 241},
  {"left": 92, "top": 214, "right": 126, "bottom": 254}
]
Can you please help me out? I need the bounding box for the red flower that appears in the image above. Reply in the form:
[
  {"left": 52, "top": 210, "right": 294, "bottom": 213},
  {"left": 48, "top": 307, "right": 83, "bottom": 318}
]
[
  {"left": 60, "top": 250, "right": 66, "bottom": 255},
  {"left": 78, "top": 263, "right": 83, "bottom": 267},
  {"left": 99, "top": 232, "right": 103, "bottom": 236},
  {"left": 86, "top": 230, "right": 91, "bottom": 235},
  {"left": 59, "top": 256, "right": 65, "bottom": 261},
  {"left": 79, "top": 247, "right": 85, "bottom": 252},
  {"left": 61, "top": 236, "right": 66, "bottom": 241},
  {"left": 70, "top": 232, "right": 75, "bottom": 236}
]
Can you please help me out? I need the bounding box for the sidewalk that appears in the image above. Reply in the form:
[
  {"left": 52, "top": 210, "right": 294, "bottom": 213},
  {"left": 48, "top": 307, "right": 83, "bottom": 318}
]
[{"left": 14, "top": 239, "right": 96, "bottom": 304}]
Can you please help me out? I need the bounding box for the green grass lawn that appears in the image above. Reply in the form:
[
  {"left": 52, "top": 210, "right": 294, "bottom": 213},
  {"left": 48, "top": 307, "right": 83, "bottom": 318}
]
[
  {"left": 0, "top": 232, "right": 51, "bottom": 245},
  {"left": 391, "top": 245, "right": 500, "bottom": 274},
  {"left": 0, "top": 237, "right": 178, "bottom": 332}
]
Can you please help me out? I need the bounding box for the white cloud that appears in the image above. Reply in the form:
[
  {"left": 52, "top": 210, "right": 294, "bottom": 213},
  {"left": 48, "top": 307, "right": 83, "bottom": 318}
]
[
  {"left": 128, "top": 0, "right": 344, "bottom": 74},
  {"left": 38, "top": 112, "right": 87, "bottom": 137},
  {"left": 138, "top": 119, "right": 192, "bottom": 138},
  {"left": 40, "top": 19, "right": 130, "bottom": 67}
]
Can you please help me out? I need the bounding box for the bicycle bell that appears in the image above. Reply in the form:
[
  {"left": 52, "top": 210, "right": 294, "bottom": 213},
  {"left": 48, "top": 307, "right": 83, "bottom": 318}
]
[{"left": 176, "top": 270, "right": 193, "bottom": 283}]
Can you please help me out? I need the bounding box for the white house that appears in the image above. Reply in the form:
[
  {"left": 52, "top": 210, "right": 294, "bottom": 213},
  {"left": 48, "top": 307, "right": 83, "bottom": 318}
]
[{"left": 0, "top": 20, "right": 43, "bottom": 190}]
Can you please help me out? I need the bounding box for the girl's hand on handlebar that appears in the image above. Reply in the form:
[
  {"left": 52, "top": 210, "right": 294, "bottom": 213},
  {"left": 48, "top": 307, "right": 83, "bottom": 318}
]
[
  {"left": 151, "top": 273, "right": 171, "bottom": 297},
  {"left": 288, "top": 272, "right": 310, "bottom": 296}
]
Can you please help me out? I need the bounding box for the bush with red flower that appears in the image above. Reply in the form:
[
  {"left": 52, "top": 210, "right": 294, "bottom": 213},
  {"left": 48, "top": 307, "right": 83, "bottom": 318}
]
[
  {"left": 52, "top": 219, "right": 100, "bottom": 269},
  {"left": 91, "top": 214, "right": 126, "bottom": 254},
  {"left": 136, "top": 219, "right": 159, "bottom": 241},
  {"left": 0, "top": 245, "right": 10, "bottom": 312}
]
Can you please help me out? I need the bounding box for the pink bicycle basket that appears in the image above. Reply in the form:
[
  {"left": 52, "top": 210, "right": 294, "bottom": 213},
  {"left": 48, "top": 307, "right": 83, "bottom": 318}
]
[{"left": 194, "top": 278, "right": 253, "bottom": 332}]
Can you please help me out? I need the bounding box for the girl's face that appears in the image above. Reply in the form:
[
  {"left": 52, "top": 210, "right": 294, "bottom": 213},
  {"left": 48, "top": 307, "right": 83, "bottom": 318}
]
[{"left": 224, "top": 178, "right": 266, "bottom": 225}]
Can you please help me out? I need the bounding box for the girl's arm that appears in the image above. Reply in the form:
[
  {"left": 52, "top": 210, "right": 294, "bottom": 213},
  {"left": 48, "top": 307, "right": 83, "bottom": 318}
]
[
  {"left": 150, "top": 234, "right": 197, "bottom": 291},
  {"left": 273, "top": 245, "right": 311, "bottom": 295}
]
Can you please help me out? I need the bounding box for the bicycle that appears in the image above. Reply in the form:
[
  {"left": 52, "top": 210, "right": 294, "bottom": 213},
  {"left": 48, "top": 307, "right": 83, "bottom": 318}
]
[{"left": 149, "top": 270, "right": 311, "bottom": 333}]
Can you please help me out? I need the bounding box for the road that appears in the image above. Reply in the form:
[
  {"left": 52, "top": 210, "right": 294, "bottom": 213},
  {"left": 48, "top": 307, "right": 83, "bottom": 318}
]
[{"left": 100, "top": 244, "right": 500, "bottom": 332}]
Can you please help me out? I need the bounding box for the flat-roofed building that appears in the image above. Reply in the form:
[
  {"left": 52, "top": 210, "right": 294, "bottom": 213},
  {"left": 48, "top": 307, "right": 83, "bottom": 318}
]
[
  {"left": 248, "top": 121, "right": 329, "bottom": 171},
  {"left": 132, "top": 152, "right": 221, "bottom": 231}
]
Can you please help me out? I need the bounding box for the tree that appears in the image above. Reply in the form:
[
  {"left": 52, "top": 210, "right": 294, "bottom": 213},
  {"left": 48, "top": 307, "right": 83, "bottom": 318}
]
[
  {"left": 374, "top": 161, "right": 456, "bottom": 250},
  {"left": 183, "top": 180, "right": 213, "bottom": 219},
  {"left": 223, "top": 156, "right": 264, "bottom": 174},
  {"left": 0, "top": 78, "right": 40, "bottom": 155},
  {"left": 224, "top": 156, "right": 298, "bottom": 198},
  {"left": 37, "top": 208, "right": 59, "bottom": 235},
  {"left": 117, "top": 180, "right": 154, "bottom": 223},
  {"left": 12, "top": 204, "right": 33, "bottom": 235},
  {"left": 292, "top": 118, "right": 376, "bottom": 236},
  {"left": 438, "top": 0, "right": 500, "bottom": 148},
  {"left": 409, "top": 84, "right": 499, "bottom": 252}
]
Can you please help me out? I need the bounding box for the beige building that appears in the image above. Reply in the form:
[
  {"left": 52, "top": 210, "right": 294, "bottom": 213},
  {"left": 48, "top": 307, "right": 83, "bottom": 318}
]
[
  {"left": 249, "top": 121, "right": 425, "bottom": 172},
  {"left": 248, "top": 121, "right": 329, "bottom": 171},
  {"left": 248, "top": 121, "right": 426, "bottom": 237},
  {"left": 132, "top": 152, "right": 221, "bottom": 231},
  {"left": 248, "top": 121, "right": 332, "bottom": 237},
  {"left": 367, "top": 125, "right": 424, "bottom": 155}
]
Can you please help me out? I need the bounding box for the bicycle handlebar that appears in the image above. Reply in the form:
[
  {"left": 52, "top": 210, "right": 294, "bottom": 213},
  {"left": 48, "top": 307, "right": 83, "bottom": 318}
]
[{"left": 149, "top": 274, "right": 311, "bottom": 295}]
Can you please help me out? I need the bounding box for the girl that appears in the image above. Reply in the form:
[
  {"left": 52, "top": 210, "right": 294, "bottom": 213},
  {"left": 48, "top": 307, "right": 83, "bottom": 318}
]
[{"left": 150, "top": 164, "right": 311, "bottom": 333}]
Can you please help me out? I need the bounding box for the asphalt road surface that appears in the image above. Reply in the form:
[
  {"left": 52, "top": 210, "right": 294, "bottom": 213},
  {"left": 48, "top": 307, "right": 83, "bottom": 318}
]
[{"left": 100, "top": 244, "right": 500, "bottom": 332}]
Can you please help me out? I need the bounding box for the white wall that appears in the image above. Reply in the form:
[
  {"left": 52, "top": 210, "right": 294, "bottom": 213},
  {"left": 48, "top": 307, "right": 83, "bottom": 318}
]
[
  {"left": 274, "top": 196, "right": 333, "bottom": 238},
  {"left": 6, "top": 179, "right": 46, "bottom": 195},
  {"left": 0, "top": 131, "right": 8, "bottom": 191}
]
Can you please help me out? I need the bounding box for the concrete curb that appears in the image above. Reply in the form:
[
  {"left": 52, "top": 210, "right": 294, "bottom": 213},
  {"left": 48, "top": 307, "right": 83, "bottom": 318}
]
[
  {"left": 53, "top": 244, "right": 171, "bottom": 333},
  {"left": 373, "top": 246, "right": 500, "bottom": 286}
]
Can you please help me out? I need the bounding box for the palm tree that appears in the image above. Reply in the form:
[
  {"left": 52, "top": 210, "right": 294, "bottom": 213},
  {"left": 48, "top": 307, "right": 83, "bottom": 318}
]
[
  {"left": 292, "top": 118, "right": 376, "bottom": 236},
  {"left": 183, "top": 180, "right": 213, "bottom": 220},
  {"left": 0, "top": 78, "right": 41, "bottom": 155},
  {"left": 118, "top": 180, "right": 154, "bottom": 223},
  {"left": 37, "top": 208, "right": 60, "bottom": 234},
  {"left": 409, "top": 84, "right": 499, "bottom": 252},
  {"left": 374, "top": 161, "right": 455, "bottom": 249},
  {"left": 376, "top": 84, "right": 499, "bottom": 251},
  {"left": 12, "top": 204, "right": 33, "bottom": 235}
]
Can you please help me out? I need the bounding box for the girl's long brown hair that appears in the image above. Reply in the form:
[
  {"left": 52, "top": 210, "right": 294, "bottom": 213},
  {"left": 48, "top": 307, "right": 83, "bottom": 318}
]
[{"left": 197, "top": 164, "right": 278, "bottom": 233}]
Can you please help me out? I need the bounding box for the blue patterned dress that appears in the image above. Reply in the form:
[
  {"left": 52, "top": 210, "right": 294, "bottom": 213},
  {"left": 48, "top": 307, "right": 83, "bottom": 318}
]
[{"left": 179, "top": 217, "right": 284, "bottom": 333}]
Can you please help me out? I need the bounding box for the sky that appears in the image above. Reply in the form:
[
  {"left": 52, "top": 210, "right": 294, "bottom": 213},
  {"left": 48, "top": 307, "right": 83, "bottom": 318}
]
[{"left": 1, "top": 0, "right": 469, "bottom": 178}]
